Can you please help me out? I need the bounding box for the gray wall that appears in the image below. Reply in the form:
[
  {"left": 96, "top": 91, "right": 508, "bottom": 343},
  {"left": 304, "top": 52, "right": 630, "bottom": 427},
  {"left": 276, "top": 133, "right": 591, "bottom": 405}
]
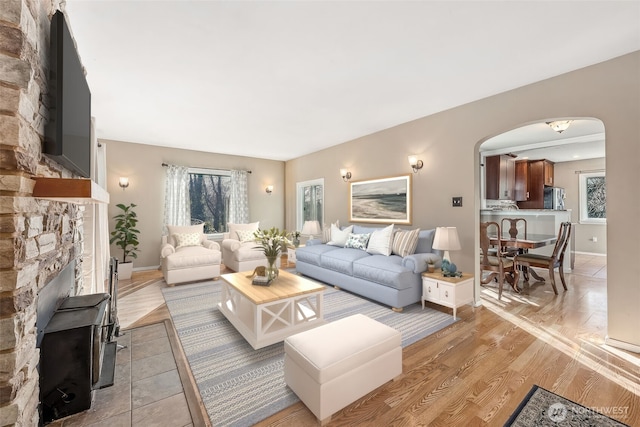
[
  {"left": 105, "top": 139, "right": 285, "bottom": 268},
  {"left": 284, "top": 52, "right": 640, "bottom": 349},
  {"left": 554, "top": 157, "right": 607, "bottom": 254}
]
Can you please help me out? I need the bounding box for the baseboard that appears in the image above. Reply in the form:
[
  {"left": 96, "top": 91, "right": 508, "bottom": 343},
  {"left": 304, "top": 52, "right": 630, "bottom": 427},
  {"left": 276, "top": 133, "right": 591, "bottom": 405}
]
[
  {"left": 604, "top": 336, "right": 640, "bottom": 354},
  {"left": 573, "top": 251, "right": 607, "bottom": 257},
  {"left": 133, "top": 265, "right": 160, "bottom": 272}
]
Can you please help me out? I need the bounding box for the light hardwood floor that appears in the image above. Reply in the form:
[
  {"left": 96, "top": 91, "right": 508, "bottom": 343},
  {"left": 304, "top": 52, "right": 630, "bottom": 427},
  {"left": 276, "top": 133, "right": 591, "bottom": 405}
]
[{"left": 112, "top": 254, "right": 638, "bottom": 426}]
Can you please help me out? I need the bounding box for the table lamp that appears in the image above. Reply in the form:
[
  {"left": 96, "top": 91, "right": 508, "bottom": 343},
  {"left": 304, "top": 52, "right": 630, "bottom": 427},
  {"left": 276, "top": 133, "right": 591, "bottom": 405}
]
[
  {"left": 301, "top": 220, "right": 321, "bottom": 240},
  {"left": 433, "top": 226, "right": 461, "bottom": 264}
]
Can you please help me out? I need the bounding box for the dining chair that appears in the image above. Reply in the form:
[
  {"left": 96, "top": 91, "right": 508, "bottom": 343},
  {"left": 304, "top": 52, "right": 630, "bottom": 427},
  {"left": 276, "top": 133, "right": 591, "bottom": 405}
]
[
  {"left": 480, "top": 221, "right": 520, "bottom": 300},
  {"left": 514, "top": 221, "right": 572, "bottom": 295},
  {"left": 500, "top": 217, "right": 528, "bottom": 257}
]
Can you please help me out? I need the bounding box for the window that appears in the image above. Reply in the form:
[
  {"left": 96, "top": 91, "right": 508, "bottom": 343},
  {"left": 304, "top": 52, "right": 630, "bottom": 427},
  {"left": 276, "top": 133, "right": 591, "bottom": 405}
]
[
  {"left": 579, "top": 171, "right": 606, "bottom": 224},
  {"left": 188, "top": 168, "right": 231, "bottom": 234},
  {"left": 296, "top": 178, "right": 324, "bottom": 232}
]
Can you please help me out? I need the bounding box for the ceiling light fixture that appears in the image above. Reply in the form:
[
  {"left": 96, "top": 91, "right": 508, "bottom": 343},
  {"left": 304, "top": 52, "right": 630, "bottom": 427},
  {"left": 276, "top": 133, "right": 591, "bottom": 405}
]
[{"left": 546, "top": 120, "right": 573, "bottom": 133}]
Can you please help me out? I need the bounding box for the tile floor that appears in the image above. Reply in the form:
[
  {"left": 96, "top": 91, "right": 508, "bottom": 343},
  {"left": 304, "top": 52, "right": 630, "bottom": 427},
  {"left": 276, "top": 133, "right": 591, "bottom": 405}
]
[{"left": 48, "top": 323, "right": 194, "bottom": 427}]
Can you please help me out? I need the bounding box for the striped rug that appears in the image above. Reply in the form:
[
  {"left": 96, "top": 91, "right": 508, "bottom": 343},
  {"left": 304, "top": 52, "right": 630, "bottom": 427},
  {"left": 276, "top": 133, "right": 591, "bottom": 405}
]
[{"left": 162, "top": 278, "right": 457, "bottom": 426}]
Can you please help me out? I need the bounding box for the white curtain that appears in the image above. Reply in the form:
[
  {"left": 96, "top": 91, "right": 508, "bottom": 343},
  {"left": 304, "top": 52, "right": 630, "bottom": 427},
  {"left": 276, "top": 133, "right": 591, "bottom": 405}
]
[
  {"left": 163, "top": 164, "right": 191, "bottom": 232},
  {"left": 229, "top": 170, "right": 249, "bottom": 224}
]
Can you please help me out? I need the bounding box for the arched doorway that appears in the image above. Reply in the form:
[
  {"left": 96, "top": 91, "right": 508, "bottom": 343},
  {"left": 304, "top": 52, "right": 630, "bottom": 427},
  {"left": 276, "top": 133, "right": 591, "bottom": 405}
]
[{"left": 474, "top": 118, "right": 607, "bottom": 305}]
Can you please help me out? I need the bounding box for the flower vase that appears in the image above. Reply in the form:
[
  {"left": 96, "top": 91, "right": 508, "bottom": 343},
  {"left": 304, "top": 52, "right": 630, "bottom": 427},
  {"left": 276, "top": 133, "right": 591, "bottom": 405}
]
[
  {"left": 293, "top": 238, "right": 300, "bottom": 248},
  {"left": 266, "top": 256, "right": 279, "bottom": 281}
]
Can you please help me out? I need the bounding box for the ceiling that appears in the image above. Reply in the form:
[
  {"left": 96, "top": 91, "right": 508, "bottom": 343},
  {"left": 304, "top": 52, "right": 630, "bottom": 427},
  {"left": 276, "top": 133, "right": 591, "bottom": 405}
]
[
  {"left": 480, "top": 119, "right": 606, "bottom": 163},
  {"left": 63, "top": 1, "right": 640, "bottom": 162}
]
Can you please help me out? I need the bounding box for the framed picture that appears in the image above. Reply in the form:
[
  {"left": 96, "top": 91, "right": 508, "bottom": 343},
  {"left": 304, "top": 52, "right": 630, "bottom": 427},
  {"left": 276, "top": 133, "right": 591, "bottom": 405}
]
[{"left": 349, "top": 174, "right": 412, "bottom": 224}]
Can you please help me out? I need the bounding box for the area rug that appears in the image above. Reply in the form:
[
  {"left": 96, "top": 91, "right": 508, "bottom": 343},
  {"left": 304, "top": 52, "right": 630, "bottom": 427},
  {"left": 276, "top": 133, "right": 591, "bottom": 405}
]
[
  {"left": 505, "top": 385, "right": 630, "bottom": 426},
  {"left": 162, "top": 278, "right": 457, "bottom": 427}
]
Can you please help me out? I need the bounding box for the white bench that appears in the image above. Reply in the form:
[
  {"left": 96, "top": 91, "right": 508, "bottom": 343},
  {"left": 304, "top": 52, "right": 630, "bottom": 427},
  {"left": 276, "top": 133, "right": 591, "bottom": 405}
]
[{"left": 284, "top": 314, "right": 402, "bottom": 425}]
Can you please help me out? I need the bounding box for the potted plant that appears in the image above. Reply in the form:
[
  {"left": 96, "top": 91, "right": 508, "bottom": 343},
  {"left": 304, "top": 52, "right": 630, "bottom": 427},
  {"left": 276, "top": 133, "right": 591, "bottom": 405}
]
[
  {"left": 253, "top": 227, "right": 291, "bottom": 282},
  {"left": 109, "top": 203, "right": 140, "bottom": 280}
]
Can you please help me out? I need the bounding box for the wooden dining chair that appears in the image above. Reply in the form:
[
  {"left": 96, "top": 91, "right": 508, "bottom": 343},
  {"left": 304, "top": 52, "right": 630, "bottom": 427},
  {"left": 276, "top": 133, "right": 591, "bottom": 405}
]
[
  {"left": 514, "top": 221, "right": 572, "bottom": 295},
  {"left": 480, "top": 221, "right": 520, "bottom": 300},
  {"left": 500, "top": 217, "right": 528, "bottom": 257}
]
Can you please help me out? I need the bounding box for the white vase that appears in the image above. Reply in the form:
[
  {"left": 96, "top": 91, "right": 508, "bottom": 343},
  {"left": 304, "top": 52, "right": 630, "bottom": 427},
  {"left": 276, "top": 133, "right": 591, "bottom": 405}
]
[{"left": 118, "top": 261, "right": 133, "bottom": 280}]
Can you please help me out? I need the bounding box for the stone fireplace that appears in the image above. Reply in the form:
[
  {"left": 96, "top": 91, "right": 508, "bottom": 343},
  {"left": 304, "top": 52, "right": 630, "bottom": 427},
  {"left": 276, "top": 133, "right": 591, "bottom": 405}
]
[{"left": 0, "top": 1, "right": 91, "bottom": 425}]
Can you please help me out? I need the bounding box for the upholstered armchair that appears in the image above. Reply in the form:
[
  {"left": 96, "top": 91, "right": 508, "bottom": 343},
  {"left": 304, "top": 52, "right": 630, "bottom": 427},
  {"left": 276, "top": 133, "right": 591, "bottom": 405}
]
[
  {"left": 221, "top": 222, "right": 281, "bottom": 272},
  {"left": 161, "top": 224, "right": 221, "bottom": 285}
]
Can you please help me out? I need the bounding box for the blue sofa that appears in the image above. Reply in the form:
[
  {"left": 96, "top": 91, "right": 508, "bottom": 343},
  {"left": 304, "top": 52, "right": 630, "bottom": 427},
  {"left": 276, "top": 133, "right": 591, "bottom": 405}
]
[{"left": 295, "top": 226, "right": 442, "bottom": 311}]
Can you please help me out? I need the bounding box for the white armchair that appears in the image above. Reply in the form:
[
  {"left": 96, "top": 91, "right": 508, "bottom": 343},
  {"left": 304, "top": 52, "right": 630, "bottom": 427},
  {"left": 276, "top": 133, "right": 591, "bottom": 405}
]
[
  {"left": 161, "top": 224, "right": 221, "bottom": 285},
  {"left": 221, "top": 222, "right": 281, "bottom": 272}
]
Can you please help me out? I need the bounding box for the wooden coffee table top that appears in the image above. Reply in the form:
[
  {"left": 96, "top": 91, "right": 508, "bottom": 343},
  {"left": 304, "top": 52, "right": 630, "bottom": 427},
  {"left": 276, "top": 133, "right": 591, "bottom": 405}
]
[{"left": 220, "top": 269, "right": 325, "bottom": 305}]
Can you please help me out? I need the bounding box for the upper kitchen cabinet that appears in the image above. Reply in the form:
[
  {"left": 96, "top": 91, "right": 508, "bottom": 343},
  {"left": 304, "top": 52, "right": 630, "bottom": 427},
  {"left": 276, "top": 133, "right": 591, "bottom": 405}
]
[
  {"left": 515, "top": 159, "right": 554, "bottom": 208},
  {"left": 485, "top": 155, "right": 516, "bottom": 200}
]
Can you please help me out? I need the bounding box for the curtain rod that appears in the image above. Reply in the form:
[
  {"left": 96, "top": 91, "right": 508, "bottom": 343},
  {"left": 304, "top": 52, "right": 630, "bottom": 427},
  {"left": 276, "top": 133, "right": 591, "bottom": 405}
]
[
  {"left": 161, "top": 163, "right": 252, "bottom": 173},
  {"left": 574, "top": 168, "right": 605, "bottom": 174}
]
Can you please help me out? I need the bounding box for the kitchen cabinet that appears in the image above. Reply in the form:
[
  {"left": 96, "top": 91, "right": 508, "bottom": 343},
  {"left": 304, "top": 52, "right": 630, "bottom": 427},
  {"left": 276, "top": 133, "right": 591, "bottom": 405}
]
[
  {"left": 515, "top": 159, "right": 554, "bottom": 208},
  {"left": 485, "top": 155, "right": 515, "bottom": 200}
]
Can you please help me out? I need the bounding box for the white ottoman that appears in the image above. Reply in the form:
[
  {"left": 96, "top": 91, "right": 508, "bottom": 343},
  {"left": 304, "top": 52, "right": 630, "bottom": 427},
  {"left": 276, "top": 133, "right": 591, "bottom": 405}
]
[{"left": 284, "top": 314, "right": 402, "bottom": 425}]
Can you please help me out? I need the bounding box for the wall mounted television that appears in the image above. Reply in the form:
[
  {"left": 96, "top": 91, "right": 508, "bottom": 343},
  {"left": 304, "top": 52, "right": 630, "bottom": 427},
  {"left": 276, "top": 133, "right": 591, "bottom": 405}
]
[{"left": 44, "top": 10, "right": 92, "bottom": 178}]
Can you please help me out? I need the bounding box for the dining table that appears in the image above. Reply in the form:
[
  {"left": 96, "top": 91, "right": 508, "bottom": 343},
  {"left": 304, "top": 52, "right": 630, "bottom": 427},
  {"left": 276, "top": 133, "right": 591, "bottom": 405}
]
[{"left": 489, "top": 233, "right": 557, "bottom": 282}]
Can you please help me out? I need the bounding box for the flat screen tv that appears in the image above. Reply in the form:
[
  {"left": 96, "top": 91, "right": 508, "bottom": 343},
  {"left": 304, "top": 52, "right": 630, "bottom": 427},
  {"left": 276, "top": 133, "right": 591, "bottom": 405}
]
[{"left": 44, "top": 10, "right": 92, "bottom": 178}]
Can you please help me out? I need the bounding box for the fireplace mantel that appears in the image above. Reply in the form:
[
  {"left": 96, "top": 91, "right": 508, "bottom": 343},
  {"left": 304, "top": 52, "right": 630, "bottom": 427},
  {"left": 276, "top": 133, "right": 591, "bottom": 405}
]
[{"left": 33, "top": 178, "right": 109, "bottom": 204}]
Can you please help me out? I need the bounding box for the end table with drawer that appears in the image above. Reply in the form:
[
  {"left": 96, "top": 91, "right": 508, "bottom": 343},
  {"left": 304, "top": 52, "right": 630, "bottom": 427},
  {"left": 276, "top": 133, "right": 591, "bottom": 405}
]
[{"left": 421, "top": 271, "right": 474, "bottom": 320}]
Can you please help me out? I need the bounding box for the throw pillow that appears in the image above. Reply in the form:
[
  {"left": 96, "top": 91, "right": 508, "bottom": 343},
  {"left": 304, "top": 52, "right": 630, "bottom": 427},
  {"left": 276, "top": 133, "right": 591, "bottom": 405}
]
[
  {"left": 235, "top": 229, "right": 256, "bottom": 243},
  {"left": 392, "top": 228, "right": 421, "bottom": 257},
  {"left": 345, "top": 233, "right": 371, "bottom": 250},
  {"left": 228, "top": 221, "right": 259, "bottom": 240},
  {"left": 366, "top": 224, "right": 395, "bottom": 256},
  {"left": 167, "top": 224, "right": 204, "bottom": 247},
  {"left": 322, "top": 220, "right": 339, "bottom": 243},
  {"left": 327, "top": 224, "right": 353, "bottom": 247},
  {"left": 174, "top": 232, "right": 202, "bottom": 248}
]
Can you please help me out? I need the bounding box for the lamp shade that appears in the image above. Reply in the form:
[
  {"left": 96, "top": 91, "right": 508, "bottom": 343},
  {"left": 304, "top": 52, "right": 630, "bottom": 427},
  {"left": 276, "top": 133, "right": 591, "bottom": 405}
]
[
  {"left": 301, "top": 220, "right": 321, "bottom": 237},
  {"left": 433, "top": 227, "right": 461, "bottom": 263}
]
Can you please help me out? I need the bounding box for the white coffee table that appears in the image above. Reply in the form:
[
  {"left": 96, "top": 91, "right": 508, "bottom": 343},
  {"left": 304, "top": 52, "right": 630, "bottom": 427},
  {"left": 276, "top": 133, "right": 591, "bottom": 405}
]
[{"left": 218, "top": 269, "right": 325, "bottom": 349}]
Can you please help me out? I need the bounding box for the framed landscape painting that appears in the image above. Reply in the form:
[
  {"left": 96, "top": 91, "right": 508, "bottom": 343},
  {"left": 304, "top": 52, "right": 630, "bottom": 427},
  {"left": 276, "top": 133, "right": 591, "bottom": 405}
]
[{"left": 349, "top": 175, "right": 412, "bottom": 225}]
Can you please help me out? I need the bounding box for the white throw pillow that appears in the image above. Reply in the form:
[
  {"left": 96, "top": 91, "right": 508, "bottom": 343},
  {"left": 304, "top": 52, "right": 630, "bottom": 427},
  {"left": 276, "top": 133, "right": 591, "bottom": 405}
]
[
  {"left": 322, "top": 220, "right": 339, "bottom": 243},
  {"left": 167, "top": 224, "right": 204, "bottom": 247},
  {"left": 327, "top": 224, "right": 353, "bottom": 247},
  {"left": 174, "top": 232, "right": 202, "bottom": 248},
  {"left": 228, "top": 222, "right": 259, "bottom": 240},
  {"left": 235, "top": 229, "right": 256, "bottom": 243},
  {"left": 366, "top": 224, "right": 395, "bottom": 256}
]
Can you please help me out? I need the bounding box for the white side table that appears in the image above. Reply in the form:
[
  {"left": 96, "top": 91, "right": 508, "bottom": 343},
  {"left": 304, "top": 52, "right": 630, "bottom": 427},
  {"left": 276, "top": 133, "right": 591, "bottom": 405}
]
[
  {"left": 287, "top": 245, "right": 304, "bottom": 263},
  {"left": 421, "top": 272, "right": 474, "bottom": 320}
]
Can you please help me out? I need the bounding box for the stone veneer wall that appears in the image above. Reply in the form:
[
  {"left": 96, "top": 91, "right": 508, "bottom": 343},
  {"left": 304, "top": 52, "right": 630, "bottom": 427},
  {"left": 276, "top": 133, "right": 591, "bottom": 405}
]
[{"left": 0, "top": 2, "right": 88, "bottom": 425}]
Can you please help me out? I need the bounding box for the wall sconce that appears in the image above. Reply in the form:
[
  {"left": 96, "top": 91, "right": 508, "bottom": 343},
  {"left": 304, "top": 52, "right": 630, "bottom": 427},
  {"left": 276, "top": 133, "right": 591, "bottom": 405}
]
[
  {"left": 340, "top": 169, "right": 352, "bottom": 182},
  {"left": 265, "top": 185, "right": 273, "bottom": 195},
  {"left": 118, "top": 177, "right": 129, "bottom": 190},
  {"left": 408, "top": 155, "right": 423, "bottom": 173}
]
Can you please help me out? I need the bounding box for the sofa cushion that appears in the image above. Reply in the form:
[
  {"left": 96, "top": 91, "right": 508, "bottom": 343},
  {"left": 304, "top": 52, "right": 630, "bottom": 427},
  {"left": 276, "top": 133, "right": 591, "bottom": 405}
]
[
  {"left": 327, "top": 224, "right": 353, "bottom": 247},
  {"left": 319, "top": 247, "right": 369, "bottom": 275},
  {"left": 295, "top": 244, "right": 339, "bottom": 266},
  {"left": 229, "top": 241, "right": 266, "bottom": 262},
  {"left": 164, "top": 245, "right": 221, "bottom": 270},
  {"left": 415, "top": 229, "right": 436, "bottom": 254},
  {"left": 352, "top": 225, "right": 383, "bottom": 235},
  {"left": 345, "top": 233, "right": 370, "bottom": 250},
  {"left": 353, "top": 255, "right": 414, "bottom": 290},
  {"left": 392, "top": 228, "right": 420, "bottom": 257},
  {"left": 366, "top": 224, "right": 395, "bottom": 256}
]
